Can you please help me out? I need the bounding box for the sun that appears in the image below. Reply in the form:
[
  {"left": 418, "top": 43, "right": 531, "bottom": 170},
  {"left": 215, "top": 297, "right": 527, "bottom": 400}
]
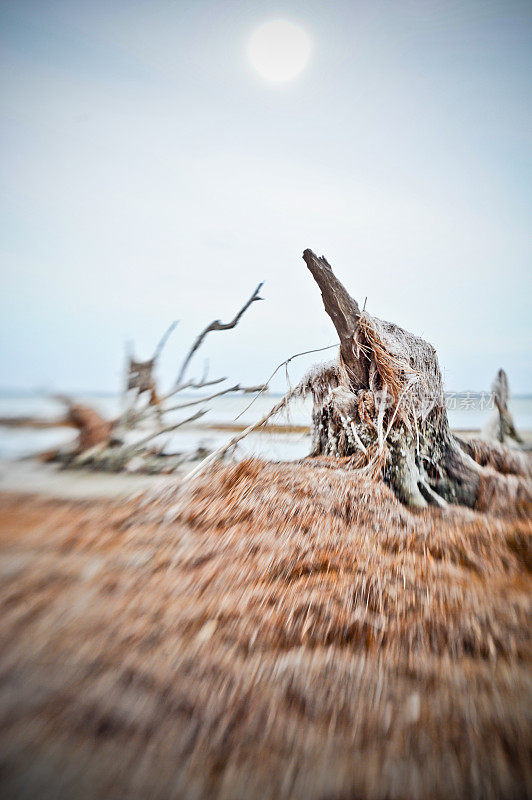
[{"left": 247, "top": 20, "right": 311, "bottom": 83}]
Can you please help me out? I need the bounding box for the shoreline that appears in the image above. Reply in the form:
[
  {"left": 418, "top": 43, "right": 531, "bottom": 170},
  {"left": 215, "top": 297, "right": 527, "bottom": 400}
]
[
  {"left": 1, "top": 425, "right": 532, "bottom": 502},
  {"left": 3, "top": 414, "right": 532, "bottom": 437}
]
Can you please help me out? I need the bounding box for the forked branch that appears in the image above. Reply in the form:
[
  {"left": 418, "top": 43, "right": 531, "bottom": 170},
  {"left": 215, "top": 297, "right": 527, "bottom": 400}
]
[
  {"left": 175, "top": 283, "right": 264, "bottom": 386},
  {"left": 152, "top": 319, "right": 179, "bottom": 362}
]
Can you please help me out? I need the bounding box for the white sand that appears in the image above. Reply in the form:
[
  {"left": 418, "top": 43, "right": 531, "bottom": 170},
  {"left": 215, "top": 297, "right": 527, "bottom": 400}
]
[{"left": 0, "top": 459, "right": 177, "bottom": 501}]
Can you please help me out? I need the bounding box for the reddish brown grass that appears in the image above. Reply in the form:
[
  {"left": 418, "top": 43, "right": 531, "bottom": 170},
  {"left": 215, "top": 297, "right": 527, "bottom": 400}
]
[{"left": 0, "top": 460, "right": 530, "bottom": 799}]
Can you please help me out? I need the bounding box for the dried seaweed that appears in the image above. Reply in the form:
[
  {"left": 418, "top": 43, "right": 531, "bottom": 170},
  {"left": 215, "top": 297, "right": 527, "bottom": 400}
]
[{"left": 1, "top": 461, "right": 530, "bottom": 799}]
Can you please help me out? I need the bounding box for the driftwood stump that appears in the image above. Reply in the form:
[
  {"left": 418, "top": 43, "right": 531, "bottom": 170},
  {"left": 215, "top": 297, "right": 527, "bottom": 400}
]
[
  {"left": 481, "top": 368, "right": 523, "bottom": 447},
  {"left": 302, "top": 249, "right": 531, "bottom": 512}
]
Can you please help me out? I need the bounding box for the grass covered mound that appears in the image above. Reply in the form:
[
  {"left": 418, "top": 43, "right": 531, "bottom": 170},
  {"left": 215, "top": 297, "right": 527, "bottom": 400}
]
[{"left": 0, "top": 459, "right": 530, "bottom": 799}]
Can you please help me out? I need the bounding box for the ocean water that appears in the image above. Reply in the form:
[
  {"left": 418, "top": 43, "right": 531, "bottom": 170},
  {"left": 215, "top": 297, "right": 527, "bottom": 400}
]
[{"left": 1, "top": 390, "right": 531, "bottom": 462}]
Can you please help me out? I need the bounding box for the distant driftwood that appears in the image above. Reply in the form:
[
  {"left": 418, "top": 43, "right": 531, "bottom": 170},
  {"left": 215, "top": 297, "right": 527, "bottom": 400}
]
[
  {"left": 481, "top": 368, "right": 526, "bottom": 448},
  {"left": 47, "top": 284, "right": 266, "bottom": 473}
]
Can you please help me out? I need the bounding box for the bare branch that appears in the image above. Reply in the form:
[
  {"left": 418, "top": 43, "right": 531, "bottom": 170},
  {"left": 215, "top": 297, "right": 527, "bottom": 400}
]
[
  {"left": 198, "top": 359, "right": 210, "bottom": 386},
  {"left": 128, "top": 387, "right": 238, "bottom": 428},
  {"left": 130, "top": 381, "right": 266, "bottom": 427},
  {"left": 129, "top": 382, "right": 269, "bottom": 428},
  {"left": 241, "top": 384, "right": 268, "bottom": 393},
  {"left": 183, "top": 384, "right": 303, "bottom": 484},
  {"left": 234, "top": 343, "right": 339, "bottom": 421},
  {"left": 152, "top": 320, "right": 179, "bottom": 361},
  {"left": 163, "top": 385, "right": 240, "bottom": 414},
  {"left": 189, "top": 376, "right": 226, "bottom": 389},
  {"left": 161, "top": 376, "right": 227, "bottom": 404},
  {"left": 174, "top": 282, "right": 264, "bottom": 386},
  {"left": 123, "top": 409, "right": 208, "bottom": 453}
]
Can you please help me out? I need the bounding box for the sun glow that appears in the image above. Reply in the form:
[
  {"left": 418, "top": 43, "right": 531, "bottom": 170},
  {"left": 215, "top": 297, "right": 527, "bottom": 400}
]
[{"left": 247, "top": 20, "right": 311, "bottom": 83}]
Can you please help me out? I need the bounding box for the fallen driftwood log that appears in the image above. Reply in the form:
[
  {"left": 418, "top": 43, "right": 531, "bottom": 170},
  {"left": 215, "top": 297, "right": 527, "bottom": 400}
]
[
  {"left": 48, "top": 284, "right": 265, "bottom": 472},
  {"left": 55, "top": 396, "right": 114, "bottom": 452}
]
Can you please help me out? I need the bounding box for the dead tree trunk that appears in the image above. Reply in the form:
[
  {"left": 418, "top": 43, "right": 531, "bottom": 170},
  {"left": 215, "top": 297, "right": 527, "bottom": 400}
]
[
  {"left": 302, "top": 250, "right": 531, "bottom": 512},
  {"left": 481, "top": 368, "right": 523, "bottom": 447}
]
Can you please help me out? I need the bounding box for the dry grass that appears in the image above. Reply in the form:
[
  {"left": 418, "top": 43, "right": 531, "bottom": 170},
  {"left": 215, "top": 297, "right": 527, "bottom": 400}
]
[{"left": 0, "top": 460, "right": 531, "bottom": 799}]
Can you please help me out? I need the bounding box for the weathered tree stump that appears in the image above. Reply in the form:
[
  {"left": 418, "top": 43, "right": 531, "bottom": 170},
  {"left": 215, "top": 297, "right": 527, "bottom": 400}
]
[{"left": 302, "top": 249, "right": 531, "bottom": 513}]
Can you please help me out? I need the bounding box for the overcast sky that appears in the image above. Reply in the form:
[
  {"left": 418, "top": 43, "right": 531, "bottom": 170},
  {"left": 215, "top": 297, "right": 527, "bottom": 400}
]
[{"left": 1, "top": 0, "right": 531, "bottom": 394}]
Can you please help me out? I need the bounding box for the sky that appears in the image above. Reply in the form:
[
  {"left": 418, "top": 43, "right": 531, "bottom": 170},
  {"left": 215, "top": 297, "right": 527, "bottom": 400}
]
[{"left": 1, "top": 0, "right": 531, "bottom": 395}]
